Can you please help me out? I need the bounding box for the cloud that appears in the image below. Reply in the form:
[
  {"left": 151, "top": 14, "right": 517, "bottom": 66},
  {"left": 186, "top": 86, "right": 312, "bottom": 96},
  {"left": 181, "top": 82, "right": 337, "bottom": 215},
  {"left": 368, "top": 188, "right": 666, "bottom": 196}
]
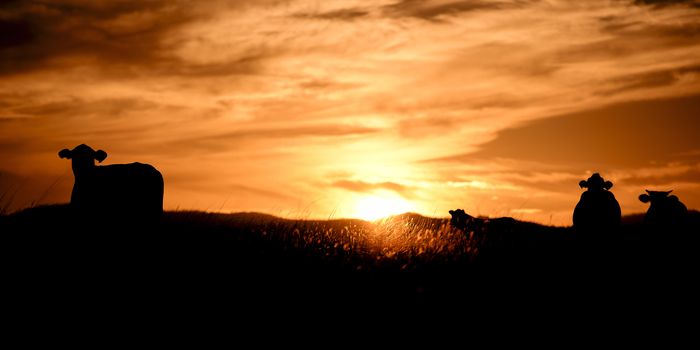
[
  {"left": 8, "top": 97, "right": 158, "bottom": 119},
  {"left": 0, "top": 1, "right": 192, "bottom": 75},
  {"left": 621, "top": 168, "right": 700, "bottom": 186},
  {"left": 0, "top": 0, "right": 279, "bottom": 78},
  {"left": 557, "top": 25, "right": 700, "bottom": 64},
  {"left": 227, "top": 183, "right": 298, "bottom": 201},
  {"left": 633, "top": 0, "right": 700, "bottom": 8},
  {"left": 165, "top": 124, "right": 382, "bottom": 154},
  {"left": 427, "top": 95, "right": 700, "bottom": 170},
  {"left": 210, "top": 124, "right": 380, "bottom": 140},
  {"left": 397, "top": 117, "right": 456, "bottom": 138},
  {"left": 332, "top": 179, "right": 411, "bottom": 196},
  {"left": 293, "top": 8, "right": 370, "bottom": 20},
  {"left": 597, "top": 65, "right": 700, "bottom": 96},
  {"left": 382, "top": 0, "right": 528, "bottom": 21}
]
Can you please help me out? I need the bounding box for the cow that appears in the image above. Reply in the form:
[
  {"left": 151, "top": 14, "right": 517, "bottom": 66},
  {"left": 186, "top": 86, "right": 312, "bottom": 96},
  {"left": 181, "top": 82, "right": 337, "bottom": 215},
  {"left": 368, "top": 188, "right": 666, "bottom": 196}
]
[
  {"left": 573, "top": 173, "right": 621, "bottom": 232},
  {"left": 449, "top": 208, "right": 517, "bottom": 236},
  {"left": 59, "top": 144, "right": 164, "bottom": 223},
  {"left": 639, "top": 190, "right": 688, "bottom": 228},
  {"left": 449, "top": 209, "right": 478, "bottom": 232}
]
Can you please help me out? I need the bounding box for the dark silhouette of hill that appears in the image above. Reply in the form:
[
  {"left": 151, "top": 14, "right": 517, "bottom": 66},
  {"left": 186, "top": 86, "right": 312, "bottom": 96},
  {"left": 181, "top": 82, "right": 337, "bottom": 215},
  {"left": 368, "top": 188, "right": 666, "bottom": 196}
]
[{"left": 2, "top": 205, "right": 699, "bottom": 316}]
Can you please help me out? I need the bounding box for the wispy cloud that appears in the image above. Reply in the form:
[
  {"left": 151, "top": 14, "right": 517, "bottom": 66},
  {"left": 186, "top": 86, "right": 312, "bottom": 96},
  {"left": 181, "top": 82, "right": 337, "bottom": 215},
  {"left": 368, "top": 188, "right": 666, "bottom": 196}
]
[{"left": 0, "top": 1, "right": 193, "bottom": 75}]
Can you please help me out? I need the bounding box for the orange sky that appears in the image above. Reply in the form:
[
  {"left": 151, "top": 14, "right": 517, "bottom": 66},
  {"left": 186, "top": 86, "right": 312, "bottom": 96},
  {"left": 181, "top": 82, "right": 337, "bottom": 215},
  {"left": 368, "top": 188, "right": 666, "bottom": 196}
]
[{"left": 1, "top": 0, "right": 700, "bottom": 225}]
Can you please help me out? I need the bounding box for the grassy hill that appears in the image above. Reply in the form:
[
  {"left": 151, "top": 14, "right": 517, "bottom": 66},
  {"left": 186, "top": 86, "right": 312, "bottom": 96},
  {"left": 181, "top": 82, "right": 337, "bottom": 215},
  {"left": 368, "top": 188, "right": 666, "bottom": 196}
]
[{"left": 2, "top": 205, "right": 699, "bottom": 313}]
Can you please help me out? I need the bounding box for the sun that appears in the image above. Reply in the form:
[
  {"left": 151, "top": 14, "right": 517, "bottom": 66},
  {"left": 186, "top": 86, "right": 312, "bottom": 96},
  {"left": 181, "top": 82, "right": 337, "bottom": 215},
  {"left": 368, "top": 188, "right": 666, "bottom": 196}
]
[{"left": 353, "top": 195, "right": 415, "bottom": 221}]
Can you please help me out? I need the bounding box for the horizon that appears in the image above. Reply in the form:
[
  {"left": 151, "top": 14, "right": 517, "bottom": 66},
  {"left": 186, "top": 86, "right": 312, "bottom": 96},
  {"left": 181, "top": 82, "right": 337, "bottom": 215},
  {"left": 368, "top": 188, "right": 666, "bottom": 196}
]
[{"left": 1, "top": 1, "right": 700, "bottom": 225}]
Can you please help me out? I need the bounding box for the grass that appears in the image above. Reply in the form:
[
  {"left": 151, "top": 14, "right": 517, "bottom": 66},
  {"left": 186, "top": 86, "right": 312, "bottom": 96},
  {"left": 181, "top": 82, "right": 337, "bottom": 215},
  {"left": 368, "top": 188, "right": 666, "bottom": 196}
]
[{"left": 0, "top": 188, "right": 17, "bottom": 216}]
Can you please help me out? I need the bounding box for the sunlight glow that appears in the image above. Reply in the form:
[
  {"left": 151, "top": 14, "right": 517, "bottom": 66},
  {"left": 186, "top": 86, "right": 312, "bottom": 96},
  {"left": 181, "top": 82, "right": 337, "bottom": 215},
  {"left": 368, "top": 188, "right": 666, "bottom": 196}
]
[{"left": 353, "top": 195, "right": 415, "bottom": 221}]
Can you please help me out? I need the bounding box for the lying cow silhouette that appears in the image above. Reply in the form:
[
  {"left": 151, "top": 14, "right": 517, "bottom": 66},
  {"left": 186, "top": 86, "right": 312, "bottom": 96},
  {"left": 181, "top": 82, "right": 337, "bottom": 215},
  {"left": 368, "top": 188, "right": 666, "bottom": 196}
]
[
  {"left": 573, "top": 173, "right": 621, "bottom": 232},
  {"left": 449, "top": 208, "right": 517, "bottom": 233},
  {"left": 639, "top": 190, "right": 688, "bottom": 229},
  {"left": 59, "top": 144, "right": 164, "bottom": 223}
]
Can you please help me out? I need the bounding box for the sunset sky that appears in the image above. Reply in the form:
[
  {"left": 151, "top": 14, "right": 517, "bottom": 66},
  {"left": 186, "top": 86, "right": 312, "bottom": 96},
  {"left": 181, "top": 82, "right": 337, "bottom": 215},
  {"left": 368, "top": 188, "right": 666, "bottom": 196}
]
[{"left": 1, "top": 0, "right": 699, "bottom": 225}]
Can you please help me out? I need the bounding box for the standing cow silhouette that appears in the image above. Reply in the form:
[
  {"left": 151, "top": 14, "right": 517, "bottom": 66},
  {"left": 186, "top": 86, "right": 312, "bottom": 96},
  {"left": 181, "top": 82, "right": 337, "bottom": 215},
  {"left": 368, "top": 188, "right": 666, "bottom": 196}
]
[
  {"left": 573, "top": 173, "right": 621, "bottom": 233},
  {"left": 59, "top": 144, "right": 164, "bottom": 223}
]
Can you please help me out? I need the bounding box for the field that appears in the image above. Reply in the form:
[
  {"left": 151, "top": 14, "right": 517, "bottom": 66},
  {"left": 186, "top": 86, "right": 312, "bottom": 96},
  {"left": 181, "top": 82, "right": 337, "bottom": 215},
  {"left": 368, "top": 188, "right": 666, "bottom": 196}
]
[{"left": 2, "top": 205, "right": 699, "bottom": 316}]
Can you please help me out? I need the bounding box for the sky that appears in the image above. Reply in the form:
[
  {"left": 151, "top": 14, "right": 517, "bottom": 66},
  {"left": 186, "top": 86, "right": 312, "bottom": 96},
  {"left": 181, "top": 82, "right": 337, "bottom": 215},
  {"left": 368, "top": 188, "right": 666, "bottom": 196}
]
[{"left": 1, "top": 0, "right": 699, "bottom": 225}]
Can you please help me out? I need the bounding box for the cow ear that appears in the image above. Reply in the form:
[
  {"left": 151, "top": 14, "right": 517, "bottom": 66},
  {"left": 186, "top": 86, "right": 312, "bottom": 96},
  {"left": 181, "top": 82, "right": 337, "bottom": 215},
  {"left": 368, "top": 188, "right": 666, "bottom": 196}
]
[
  {"left": 639, "top": 194, "right": 650, "bottom": 203},
  {"left": 449, "top": 210, "right": 454, "bottom": 215},
  {"left": 58, "top": 149, "right": 72, "bottom": 159},
  {"left": 95, "top": 150, "right": 107, "bottom": 163},
  {"left": 604, "top": 181, "right": 613, "bottom": 190},
  {"left": 579, "top": 180, "right": 588, "bottom": 188}
]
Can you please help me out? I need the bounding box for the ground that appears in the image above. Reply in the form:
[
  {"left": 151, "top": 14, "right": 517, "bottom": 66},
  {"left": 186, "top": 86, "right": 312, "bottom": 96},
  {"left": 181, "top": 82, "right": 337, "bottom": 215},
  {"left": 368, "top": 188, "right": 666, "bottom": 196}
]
[{"left": 2, "top": 205, "right": 699, "bottom": 318}]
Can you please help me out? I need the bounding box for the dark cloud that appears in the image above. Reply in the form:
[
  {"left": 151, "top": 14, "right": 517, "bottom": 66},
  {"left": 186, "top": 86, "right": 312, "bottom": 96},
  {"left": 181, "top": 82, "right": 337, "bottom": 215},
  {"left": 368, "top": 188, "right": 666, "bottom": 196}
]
[
  {"left": 426, "top": 94, "right": 700, "bottom": 170},
  {"left": 383, "top": 0, "right": 533, "bottom": 21},
  {"left": 0, "top": 1, "right": 272, "bottom": 77},
  {"left": 293, "top": 8, "right": 370, "bottom": 20},
  {"left": 0, "top": 1, "right": 193, "bottom": 75},
  {"left": 332, "top": 180, "right": 411, "bottom": 196},
  {"left": 633, "top": 0, "right": 700, "bottom": 8},
  {"left": 597, "top": 64, "right": 700, "bottom": 96}
]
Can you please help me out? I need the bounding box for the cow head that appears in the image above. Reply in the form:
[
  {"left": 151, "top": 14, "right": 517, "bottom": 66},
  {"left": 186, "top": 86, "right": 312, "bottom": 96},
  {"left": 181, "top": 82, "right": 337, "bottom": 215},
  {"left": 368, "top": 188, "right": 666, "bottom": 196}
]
[
  {"left": 639, "top": 190, "right": 675, "bottom": 203},
  {"left": 579, "top": 173, "right": 613, "bottom": 191},
  {"left": 59, "top": 144, "right": 107, "bottom": 177}
]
